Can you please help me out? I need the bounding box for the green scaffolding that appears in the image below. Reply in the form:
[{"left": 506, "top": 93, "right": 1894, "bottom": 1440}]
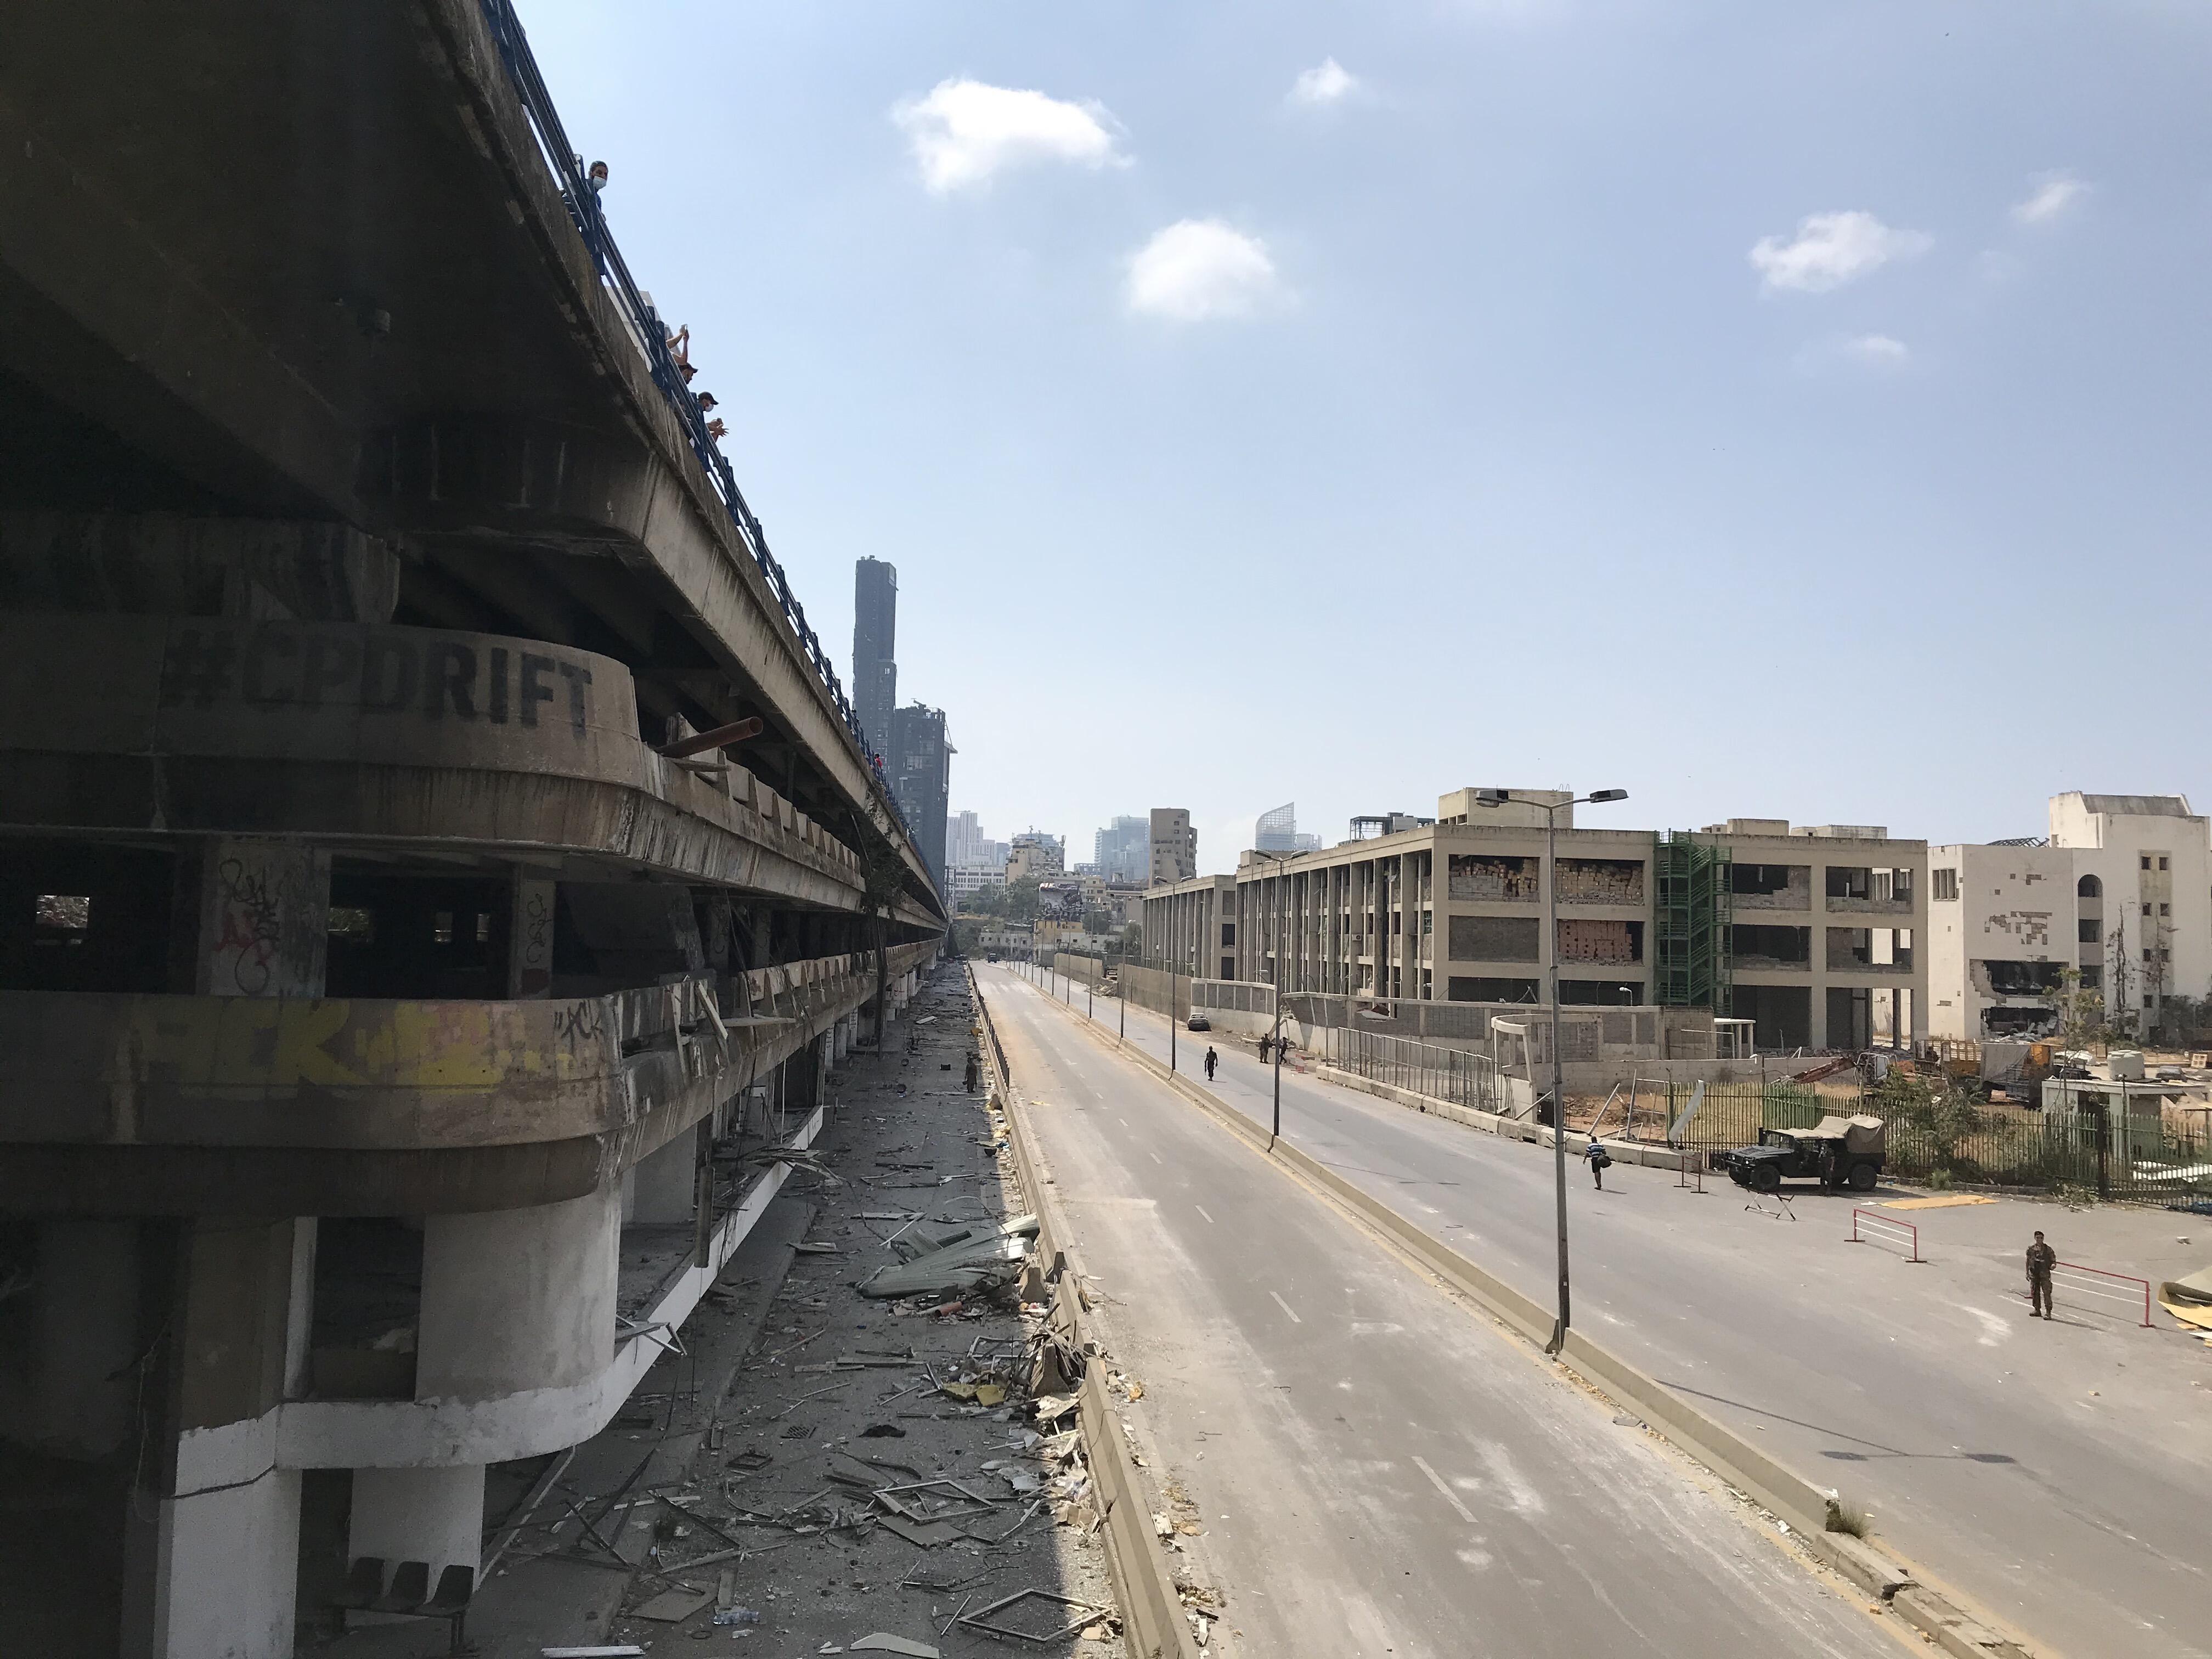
[{"left": 1655, "top": 832, "right": 1733, "bottom": 1011}]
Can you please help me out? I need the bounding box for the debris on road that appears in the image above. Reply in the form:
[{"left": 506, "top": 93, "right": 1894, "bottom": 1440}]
[
  {"left": 958, "top": 1588, "right": 1116, "bottom": 1644},
  {"left": 859, "top": 1214, "right": 1042, "bottom": 1299}
]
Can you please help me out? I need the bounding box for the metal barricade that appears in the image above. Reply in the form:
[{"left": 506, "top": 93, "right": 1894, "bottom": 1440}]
[
  {"left": 2049, "top": 1261, "right": 2153, "bottom": 1328},
  {"left": 1847, "top": 1207, "right": 1923, "bottom": 1262}
]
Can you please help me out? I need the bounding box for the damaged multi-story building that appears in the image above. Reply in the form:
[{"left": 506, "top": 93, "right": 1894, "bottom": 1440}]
[
  {"left": 0, "top": 5, "right": 944, "bottom": 1655},
  {"left": 1143, "top": 787, "right": 1927, "bottom": 1052},
  {"left": 1927, "top": 792, "right": 2210, "bottom": 1041}
]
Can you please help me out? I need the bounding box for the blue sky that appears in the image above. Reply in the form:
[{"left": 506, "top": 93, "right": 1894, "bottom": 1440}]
[{"left": 520, "top": 1, "right": 2212, "bottom": 873}]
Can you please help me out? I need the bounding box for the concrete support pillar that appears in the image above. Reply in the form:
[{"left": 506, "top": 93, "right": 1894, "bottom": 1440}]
[
  {"left": 508, "top": 871, "right": 555, "bottom": 999},
  {"left": 786, "top": 1041, "right": 823, "bottom": 1113},
  {"left": 122, "top": 842, "right": 328, "bottom": 1658},
  {"left": 628, "top": 1131, "right": 698, "bottom": 1225},
  {"left": 132, "top": 1217, "right": 317, "bottom": 1659},
  {"left": 343, "top": 1188, "right": 618, "bottom": 1602},
  {"left": 416, "top": 1186, "right": 619, "bottom": 1402}
]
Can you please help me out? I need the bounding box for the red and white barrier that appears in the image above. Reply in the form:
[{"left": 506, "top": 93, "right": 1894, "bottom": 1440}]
[
  {"left": 1848, "top": 1207, "right": 1923, "bottom": 1262},
  {"left": 2046, "top": 1261, "right": 2154, "bottom": 1328}
]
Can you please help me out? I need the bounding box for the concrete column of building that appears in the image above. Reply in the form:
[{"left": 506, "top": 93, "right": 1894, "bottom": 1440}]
[
  {"left": 132, "top": 1217, "right": 318, "bottom": 1659},
  {"left": 508, "top": 870, "right": 556, "bottom": 999},
  {"left": 377, "top": 1185, "right": 623, "bottom": 1590},
  {"left": 629, "top": 1130, "right": 699, "bottom": 1224},
  {"left": 123, "top": 837, "right": 330, "bottom": 1659}
]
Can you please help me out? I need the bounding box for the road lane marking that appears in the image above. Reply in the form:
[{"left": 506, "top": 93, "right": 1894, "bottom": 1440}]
[
  {"left": 1269, "top": 1291, "right": 1302, "bottom": 1323},
  {"left": 1413, "top": 1455, "right": 1476, "bottom": 1524},
  {"left": 1196, "top": 1205, "right": 1215, "bottom": 1223}
]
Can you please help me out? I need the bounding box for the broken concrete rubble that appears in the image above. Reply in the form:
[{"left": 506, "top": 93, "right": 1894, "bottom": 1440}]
[{"left": 858, "top": 1212, "right": 1041, "bottom": 1299}]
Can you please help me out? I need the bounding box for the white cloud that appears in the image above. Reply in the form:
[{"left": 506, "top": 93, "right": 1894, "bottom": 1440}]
[
  {"left": 1290, "top": 58, "right": 1361, "bottom": 107},
  {"left": 1126, "top": 219, "right": 1283, "bottom": 321},
  {"left": 891, "top": 78, "right": 1124, "bottom": 194},
  {"left": 2012, "top": 172, "right": 2089, "bottom": 227},
  {"left": 1845, "top": 333, "right": 1910, "bottom": 365},
  {"left": 1748, "top": 210, "right": 1932, "bottom": 294},
  {"left": 1793, "top": 332, "right": 1914, "bottom": 374}
]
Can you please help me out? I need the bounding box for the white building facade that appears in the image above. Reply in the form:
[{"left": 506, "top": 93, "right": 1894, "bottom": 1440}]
[{"left": 1927, "top": 793, "right": 2210, "bottom": 1041}]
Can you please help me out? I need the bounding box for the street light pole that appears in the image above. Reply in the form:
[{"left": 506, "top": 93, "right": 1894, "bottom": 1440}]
[
  {"left": 1271, "top": 989, "right": 1285, "bottom": 1143},
  {"left": 1544, "top": 801, "right": 1569, "bottom": 1355},
  {"left": 1474, "top": 786, "right": 1628, "bottom": 1358}
]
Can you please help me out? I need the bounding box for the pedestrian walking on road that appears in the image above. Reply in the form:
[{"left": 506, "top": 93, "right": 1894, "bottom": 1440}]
[
  {"left": 2027, "top": 1230, "right": 2058, "bottom": 1318},
  {"left": 1585, "top": 1134, "right": 1611, "bottom": 1191},
  {"left": 1204, "top": 1046, "right": 1218, "bottom": 1082}
]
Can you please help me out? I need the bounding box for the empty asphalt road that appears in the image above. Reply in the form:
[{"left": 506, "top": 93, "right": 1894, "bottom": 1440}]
[
  {"left": 1012, "top": 964, "right": 2212, "bottom": 1659},
  {"left": 980, "top": 966, "right": 1901, "bottom": 1659}
]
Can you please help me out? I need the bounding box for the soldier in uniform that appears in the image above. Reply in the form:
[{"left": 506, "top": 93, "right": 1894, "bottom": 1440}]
[{"left": 2027, "top": 1230, "right": 2058, "bottom": 1318}]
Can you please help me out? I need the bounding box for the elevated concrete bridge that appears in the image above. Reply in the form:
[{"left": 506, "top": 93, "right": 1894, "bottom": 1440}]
[{"left": 0, "top": 5, "right": 945, "bottom": 1654}]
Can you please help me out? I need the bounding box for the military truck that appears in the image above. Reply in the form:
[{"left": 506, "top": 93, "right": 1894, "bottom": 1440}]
[{"left": 1710, "top": 1114, "right": 1886, "bottom": 1194}]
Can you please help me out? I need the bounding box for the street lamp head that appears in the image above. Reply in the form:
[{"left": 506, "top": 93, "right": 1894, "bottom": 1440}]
[
  {"left": 1587, "top": 788, "right": 1629, "bottom": 804},
  {"left": 1474, "top": 789, "right": 1509, "bottom": 808}
]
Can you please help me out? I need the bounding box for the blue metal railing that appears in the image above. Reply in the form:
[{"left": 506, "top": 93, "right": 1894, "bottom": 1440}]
[{"left": 473, "top": 0, "right": 915, "bottom": 844}]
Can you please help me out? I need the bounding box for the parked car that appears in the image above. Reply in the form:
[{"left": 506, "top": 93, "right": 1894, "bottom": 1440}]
[
  {"left": 1710, "top": 1114, "right": 1885, "bottom": 1193},
  {"left": 1186, "top": 1012, "right": 1211, "bottom": 1031}
]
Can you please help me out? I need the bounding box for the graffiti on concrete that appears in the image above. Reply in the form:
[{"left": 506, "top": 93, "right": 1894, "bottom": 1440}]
[
  {"left": 516, "top": 879, "right": 555, "bottom": 997},
  {"left": 162, "top": 624, "right": 595, "bottom": 736},
  {"left": 554, "top": 1000, "right": 607, "bottom": 1052},
  {"left": 211, "top": 855, "right": 289, "bottom": 995}
]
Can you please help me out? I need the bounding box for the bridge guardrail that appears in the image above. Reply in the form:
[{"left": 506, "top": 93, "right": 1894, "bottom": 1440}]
[{"left": 473, "top": 0, "right": 918, "bottom": 850}]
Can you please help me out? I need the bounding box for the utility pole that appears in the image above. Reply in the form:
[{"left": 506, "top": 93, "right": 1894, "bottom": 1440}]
[
  {"left": 1270, "top": 985, "right": 1286, "bottom": 1143},
  {"left": 1474, "top": 787, "right": 1628, "bottom": 1358}
]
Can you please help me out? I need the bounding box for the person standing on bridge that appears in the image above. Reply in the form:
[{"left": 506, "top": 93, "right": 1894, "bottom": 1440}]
[
  {"left": 1204, "top": 1046, "right": 1218, "bottom": 1082},
  {"left": 2027, "top": 1231, "right": 2058, "bottom": 1318}
]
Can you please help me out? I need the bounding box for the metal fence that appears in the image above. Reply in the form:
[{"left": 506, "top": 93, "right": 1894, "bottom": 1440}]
[
  {"left": 1324, "top": 1028, "right": 1503, "bottom": 1116},
  {"left": 1646, "top": 1080, "right": 2212, "bottom": 1203},
  {"left": 1638, "top": 1080, "right": 1829, "bottom": 1150},
  {"left": 1883, "top": 1113, "right": 2211, "bottom": 1201}
]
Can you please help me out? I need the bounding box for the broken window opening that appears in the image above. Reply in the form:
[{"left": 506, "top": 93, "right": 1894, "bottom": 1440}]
[
  {"left": 1730, "top": 923, "right": 1810, "bottom": 966},
  {"left": 35, "top": 894, "right": 91, "bottom": 934}
]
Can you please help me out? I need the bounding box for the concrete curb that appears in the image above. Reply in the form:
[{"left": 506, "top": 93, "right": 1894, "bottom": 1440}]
[
  {"left": 1031, "top": 987, "right": 2044, "bottom": 1659},
  {"left": 969, "top": 971, "right": 1204, "bottom": 1659}
]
